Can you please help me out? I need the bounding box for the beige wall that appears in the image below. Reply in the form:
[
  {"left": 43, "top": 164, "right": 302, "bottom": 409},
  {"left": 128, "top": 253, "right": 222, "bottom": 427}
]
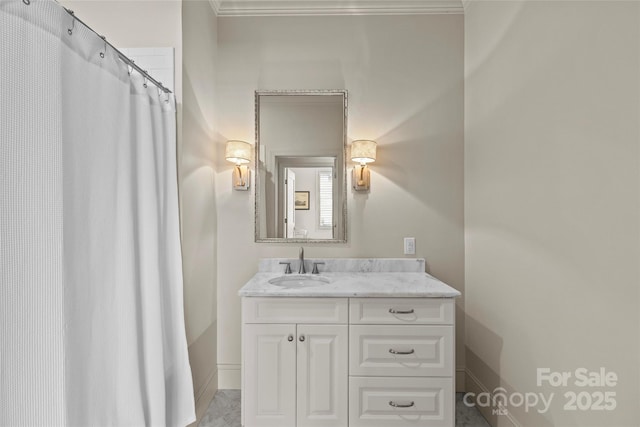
[
  {"left": 215, "top": 14, "right": 465, "bottom": 388},
  {"left": 182, "top": 0, "right": 219, "bottom": 420},
  {"left": 465, "top": 1, "right": 640, "bottom": 426}
]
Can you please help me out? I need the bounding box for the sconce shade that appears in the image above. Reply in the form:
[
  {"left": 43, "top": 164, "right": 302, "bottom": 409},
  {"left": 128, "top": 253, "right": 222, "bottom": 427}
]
[
  {"left": 225, "top": 140, "right": 252, "bottom": 165},
  {"left": 351, "top": 140, "right": 377, "bottom": 164}
]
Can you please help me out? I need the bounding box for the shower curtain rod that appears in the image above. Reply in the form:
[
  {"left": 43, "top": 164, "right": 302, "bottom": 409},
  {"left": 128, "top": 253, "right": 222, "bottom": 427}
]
[{"left": 59, "top": 6, "right": 172, "bottom": 94}]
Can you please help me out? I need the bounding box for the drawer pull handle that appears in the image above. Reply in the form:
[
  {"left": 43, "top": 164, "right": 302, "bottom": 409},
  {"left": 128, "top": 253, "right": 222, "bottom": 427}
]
[
  {"left": 287, "top": 335, "right": 294, "bottom": 342},
  {"left": 389, "top": 308, "right": 414, "bottom": 314},
  {"left": 389, "top": 348, "right": 415, "bottom": 355},
  {"left": 389, "top": 401, "right": 415, "bottom": 408}
]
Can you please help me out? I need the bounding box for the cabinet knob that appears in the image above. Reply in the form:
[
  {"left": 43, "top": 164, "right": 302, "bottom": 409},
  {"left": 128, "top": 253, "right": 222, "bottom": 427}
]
[
  {"left": 287, "top": 335, "right": 294, "bottom": 342},
  {"left": 299, "top": 335, "right": 305, "bottom": 342}
]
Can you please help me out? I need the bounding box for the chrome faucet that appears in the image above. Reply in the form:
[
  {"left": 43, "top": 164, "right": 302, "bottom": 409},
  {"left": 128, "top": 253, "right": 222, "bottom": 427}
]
[{"left": 298, "top": 247, "right": 306, "bottom": 274}]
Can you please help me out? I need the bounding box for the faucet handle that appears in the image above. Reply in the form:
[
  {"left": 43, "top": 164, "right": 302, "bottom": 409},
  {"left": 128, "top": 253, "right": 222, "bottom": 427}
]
[
  {"left": 312, "top": 262, "right": 325, "bottom": 275},
  {"left": 279, "top": 262, "right": 292, "bottom": 274}
]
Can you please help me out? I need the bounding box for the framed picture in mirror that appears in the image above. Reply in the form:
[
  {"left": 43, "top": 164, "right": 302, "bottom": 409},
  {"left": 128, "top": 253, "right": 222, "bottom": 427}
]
[{"left": 295, "top": 191, "right": 310, "bottom": 210}]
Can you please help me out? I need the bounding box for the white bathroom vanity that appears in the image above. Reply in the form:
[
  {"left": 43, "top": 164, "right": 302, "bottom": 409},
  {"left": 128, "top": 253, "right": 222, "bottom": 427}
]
[{"left": 238, "top": 258, "right": 461, "bottom": 427}]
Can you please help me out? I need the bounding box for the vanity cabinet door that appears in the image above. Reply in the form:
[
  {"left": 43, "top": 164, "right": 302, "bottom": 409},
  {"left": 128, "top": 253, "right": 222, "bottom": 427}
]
[
  {"left": 244, "top": 324, "right": 297, "bottom": 427},
  {"left": 296, "top": 325, "right": 348, "bottom": 427}
]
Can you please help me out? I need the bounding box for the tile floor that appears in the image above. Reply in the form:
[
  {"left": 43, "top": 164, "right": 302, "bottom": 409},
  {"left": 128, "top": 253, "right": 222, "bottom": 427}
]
[{"left": 199, "top": 390, "right": 491, "bottom": 427}]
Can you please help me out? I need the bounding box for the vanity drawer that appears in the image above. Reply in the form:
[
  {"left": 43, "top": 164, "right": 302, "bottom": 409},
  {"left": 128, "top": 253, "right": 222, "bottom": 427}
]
[
  {"left": 349, "top": 298, "right": 454, "bottom": 325},
  {"left": 349, "top": 376, "right": 453, "bottom": 427},
  {"left": 350, "top": 325, "right": 453, "bottom": 377},
  {"left": 243, "top": 297, "right": 348, "bottom": 324}
]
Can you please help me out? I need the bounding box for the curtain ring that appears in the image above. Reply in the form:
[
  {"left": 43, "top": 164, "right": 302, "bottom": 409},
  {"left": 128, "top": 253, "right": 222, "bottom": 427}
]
[
  {"left": 143, "top": 76, "right": 148, "bottom": 89},
  {"left": 22, "top": 0, "right": 30, "bottom": 5},
  {"left": 158, "top": 86, "right": 171, "bottom": 103},
  {"left": 67, "top": 12, "right": 76, "bottom": 36},
  {"left": 99, "top": 35, "right": 106, "bottom": 59},
  {"left": 127, "top": 65, "right": 133, "bottom": 76}
]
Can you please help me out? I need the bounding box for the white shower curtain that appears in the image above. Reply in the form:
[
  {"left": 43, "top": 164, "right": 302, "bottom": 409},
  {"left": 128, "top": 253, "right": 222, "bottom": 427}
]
[{"left": 0, "top": 1, "right": 195, "bottom": 425}]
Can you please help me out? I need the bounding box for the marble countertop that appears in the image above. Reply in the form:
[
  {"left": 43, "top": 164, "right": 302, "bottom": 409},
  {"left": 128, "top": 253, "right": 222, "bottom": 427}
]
[{"left": 238, "top": 271, "right": 461, "bottom": 298}]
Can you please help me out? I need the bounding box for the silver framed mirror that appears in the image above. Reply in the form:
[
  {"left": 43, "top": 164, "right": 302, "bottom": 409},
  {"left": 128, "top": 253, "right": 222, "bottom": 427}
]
[{"left": 255, "top": 90, "right": 347, "bottom": 243}]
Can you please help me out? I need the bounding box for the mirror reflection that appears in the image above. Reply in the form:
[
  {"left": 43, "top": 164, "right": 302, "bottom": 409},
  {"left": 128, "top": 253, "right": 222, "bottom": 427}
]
[{"left": 255, "top": 91, "right": 347, "bottom": 242}]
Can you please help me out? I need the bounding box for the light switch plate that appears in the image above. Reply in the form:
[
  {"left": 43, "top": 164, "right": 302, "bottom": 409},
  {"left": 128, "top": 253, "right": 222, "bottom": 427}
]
[{"left": 404, "top": 237, "right": 416, "bottom": 255}]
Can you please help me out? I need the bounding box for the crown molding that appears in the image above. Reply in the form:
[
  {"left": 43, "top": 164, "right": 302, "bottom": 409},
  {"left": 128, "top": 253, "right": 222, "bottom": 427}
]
[
  {"left": 208, "top": 0, "right": 221, "bottom": 15},
  {"left": 215, "top": 1, "right": 464, "bottom": 17}
]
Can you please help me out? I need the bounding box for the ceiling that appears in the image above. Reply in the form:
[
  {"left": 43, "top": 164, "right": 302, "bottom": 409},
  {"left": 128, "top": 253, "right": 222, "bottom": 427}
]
[{"left": 210, "top": 0, "right": 465, "bottom": 16}]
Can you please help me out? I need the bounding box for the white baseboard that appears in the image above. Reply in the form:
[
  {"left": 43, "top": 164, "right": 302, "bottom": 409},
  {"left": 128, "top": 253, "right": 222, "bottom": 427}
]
[
  {"left": 465, "top": 368, "right": 521, "bottom": 427},
  {"left": 218, "top": 363, "right": 241, "bottom": 389},
  {"left": 456, "top": 367, "right": 466, "bottom": 392},
  {"left": 191, "top": 369, "right": 218, "bottom": 427}
]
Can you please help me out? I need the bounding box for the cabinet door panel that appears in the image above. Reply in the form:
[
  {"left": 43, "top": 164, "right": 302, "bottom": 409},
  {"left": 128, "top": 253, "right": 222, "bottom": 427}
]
[
  {"left": 297, "top": 325, "right": 348, "bottom": 427},
  {"left": 244, "top": 324, "right": 296, "bottom": 427}
]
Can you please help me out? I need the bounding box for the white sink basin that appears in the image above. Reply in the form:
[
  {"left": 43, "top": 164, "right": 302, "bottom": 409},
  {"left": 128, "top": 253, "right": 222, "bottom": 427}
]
[{"left": 268, "top": 275, "right": 331, "bottom": 288}]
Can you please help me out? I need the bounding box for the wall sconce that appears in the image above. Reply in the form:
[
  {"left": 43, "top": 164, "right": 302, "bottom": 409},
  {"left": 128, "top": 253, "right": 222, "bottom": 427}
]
[
  {"left": 225, "top": 140, "right": 252, "bottom": 191},
  {"left": 351, "top": 140, "right": 377, "bottom": 191}
]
